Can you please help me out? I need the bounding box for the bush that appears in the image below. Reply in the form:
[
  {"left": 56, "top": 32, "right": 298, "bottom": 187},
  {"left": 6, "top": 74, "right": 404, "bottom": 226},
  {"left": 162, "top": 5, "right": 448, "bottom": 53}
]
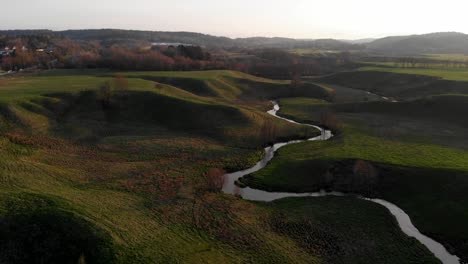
[{"left": 199, "top": 168, "right": 226, "bottom": 193}]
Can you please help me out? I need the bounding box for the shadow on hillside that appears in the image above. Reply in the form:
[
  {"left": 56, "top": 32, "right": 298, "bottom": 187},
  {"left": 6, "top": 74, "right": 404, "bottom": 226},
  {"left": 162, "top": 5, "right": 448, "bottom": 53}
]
[
  {"left": 229, "top": 77, "right": 330, "bottom": 101},
  {"left": 34, "top": 90, "right": 250, "bottom": 141},
  {"left": 0, "top": 194, "right": 115, "bottom": 264}
]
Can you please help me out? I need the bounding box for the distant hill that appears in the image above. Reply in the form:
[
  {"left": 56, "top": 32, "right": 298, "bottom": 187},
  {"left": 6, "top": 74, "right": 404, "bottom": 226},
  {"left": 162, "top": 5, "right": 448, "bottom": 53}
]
[
  {"left": 366, "top": 32, "right": 468, "bottom": 55},
  {"left": 8, "top": 29, "right": 468, "bottom": 54},
  {"left": 0, "top": 29, "right": 362, "bottom": 50}
]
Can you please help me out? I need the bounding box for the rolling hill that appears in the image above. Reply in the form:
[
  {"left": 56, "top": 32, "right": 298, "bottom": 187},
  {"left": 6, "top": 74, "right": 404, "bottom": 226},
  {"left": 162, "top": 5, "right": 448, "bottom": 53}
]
[{"left": 366, "top": 32, "right": 468, "bottom": 55}]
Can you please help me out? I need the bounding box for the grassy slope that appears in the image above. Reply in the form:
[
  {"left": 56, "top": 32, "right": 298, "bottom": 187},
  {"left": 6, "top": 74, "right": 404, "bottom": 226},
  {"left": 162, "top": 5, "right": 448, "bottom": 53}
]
[
  {"left": 0, "top": 69, "right": 442, "bottom": 263},
  {"left": 243, "top": 97, "right": 468, "bottom": 261}
]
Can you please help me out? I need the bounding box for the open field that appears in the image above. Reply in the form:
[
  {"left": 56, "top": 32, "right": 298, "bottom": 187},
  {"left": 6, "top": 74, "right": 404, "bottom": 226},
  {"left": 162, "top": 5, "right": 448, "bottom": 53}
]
[
  {"left": 241, "top": 97, "right": 468, "bottom": 261},
  {"left": 359, "top": 66, "right": 468, "bottom": 82},
  {"left": 424, "top": 54, "right": 468, "bottom": 62}
]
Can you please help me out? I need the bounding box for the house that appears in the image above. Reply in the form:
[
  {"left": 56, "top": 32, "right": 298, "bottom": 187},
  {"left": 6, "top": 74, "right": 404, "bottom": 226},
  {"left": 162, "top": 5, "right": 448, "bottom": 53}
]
[
  {"left": 0, "top": 46, "right": 17, "bottom": 60},
  {"left": 35, "top": 47, "right": 54, "bottom": 54}
]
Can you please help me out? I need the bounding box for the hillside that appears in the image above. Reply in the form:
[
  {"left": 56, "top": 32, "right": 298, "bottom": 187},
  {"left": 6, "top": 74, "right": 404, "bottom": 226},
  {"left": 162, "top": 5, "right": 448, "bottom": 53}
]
[{"left": 367, "top": 32, "right": 468, "bottom": 55}]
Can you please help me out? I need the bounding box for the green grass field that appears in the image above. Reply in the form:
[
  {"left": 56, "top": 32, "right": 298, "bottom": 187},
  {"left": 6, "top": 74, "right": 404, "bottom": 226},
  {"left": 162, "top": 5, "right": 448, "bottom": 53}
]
[
  {"left": 424, "top": 54, "right": 468, "bottom": 62},
  {"left": 0, "top": 69, "right": 440, "bottom": 263},
  {"left": 359, "top": 65, "right": 468, "bottom": 82}
]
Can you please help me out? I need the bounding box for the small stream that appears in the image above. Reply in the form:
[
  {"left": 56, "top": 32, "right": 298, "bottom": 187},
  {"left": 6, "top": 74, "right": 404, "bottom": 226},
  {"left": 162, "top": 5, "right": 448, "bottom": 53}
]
[{"left": 222, "top": 101, "right": 460, "bottom": 264}]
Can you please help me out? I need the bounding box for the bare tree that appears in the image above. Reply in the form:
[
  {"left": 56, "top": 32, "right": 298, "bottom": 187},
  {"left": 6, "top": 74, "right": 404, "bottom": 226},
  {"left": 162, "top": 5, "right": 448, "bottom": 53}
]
[
  {"left": 98, "top": 81, "right": 113, "bottom": 109},
  {"left": 203, "top": 168, "right": 226, "bottom": 193}
]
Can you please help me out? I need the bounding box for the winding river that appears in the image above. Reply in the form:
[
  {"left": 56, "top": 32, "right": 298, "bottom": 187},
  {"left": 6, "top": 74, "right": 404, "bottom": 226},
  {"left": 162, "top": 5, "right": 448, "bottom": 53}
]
[{"left": 222, "top": 101, "right": 460, "bottom": 264}]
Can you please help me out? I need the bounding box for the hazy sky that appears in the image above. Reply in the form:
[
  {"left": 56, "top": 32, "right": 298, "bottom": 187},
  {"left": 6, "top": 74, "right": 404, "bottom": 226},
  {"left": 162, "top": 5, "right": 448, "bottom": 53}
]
[{"left": 3, "top": 0, "right": 467, "bottom": 39}]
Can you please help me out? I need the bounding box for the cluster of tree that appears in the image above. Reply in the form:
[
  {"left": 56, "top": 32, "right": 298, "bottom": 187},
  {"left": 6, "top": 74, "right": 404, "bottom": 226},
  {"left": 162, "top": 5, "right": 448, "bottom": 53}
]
[
  {"left": 156, "top": 45, "right": 211, "bottom": 60},
  {"left": 219, "top": 48, "right": 357, "bottom": 79},
  {"left": 0, "top": 35, "right": 225, "bottom": 71}
]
